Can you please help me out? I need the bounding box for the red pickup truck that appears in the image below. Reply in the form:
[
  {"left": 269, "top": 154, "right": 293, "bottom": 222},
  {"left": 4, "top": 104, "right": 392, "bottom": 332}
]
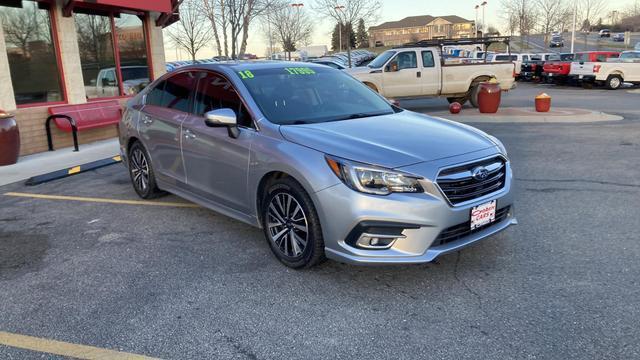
[{"left": 542, "top": 53, "right": 575, "bottom": 84}]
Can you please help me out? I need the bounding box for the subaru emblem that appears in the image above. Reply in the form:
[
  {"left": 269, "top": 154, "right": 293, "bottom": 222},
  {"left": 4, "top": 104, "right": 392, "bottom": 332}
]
[{"left": 471, "top": 166, "right": 489, "bottom": 181}]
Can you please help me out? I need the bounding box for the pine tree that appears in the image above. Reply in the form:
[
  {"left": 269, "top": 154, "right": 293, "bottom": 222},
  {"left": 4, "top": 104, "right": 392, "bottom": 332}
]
[
  {"left": 356, "top": 18, "right": 369, "bottom": 48},
  {"left": 331, "top": 22, "right": 357, "bottom": 51}
]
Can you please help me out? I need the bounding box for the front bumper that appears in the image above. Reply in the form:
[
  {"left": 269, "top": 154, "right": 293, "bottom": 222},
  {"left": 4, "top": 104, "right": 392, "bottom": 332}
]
[{"left": 312, "top": 149, "right": 516, "bottom": 265}]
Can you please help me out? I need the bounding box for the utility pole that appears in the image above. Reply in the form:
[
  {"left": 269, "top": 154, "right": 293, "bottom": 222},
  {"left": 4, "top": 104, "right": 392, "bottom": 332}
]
[{"left": 571, "top": 3, "right": 576, "bottom": 53}]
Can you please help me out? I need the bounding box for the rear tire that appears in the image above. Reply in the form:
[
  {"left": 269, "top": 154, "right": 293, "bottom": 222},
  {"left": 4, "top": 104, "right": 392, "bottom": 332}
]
[
  {"left": 261, "top": 177, "right": 325, "bottom": 269},
  {"left": 128, "top": 141, "right": 164, "bottom": 199},
  {"left": 605, "top": 75, "right": 623, "bottom": 90}
]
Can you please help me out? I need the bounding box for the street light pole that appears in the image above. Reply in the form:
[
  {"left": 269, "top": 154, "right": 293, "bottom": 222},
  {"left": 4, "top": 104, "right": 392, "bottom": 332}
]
[
  {"left": 481, "top": 1, "right": 487, "bottom": 37},
  {"left": 335, "top": 5, "right": 350, "bottom": 68},
  {"left": 571, "top": 2, "right": 576, "bottom": 53},
  {"left": 475, "top": 5, "right": 479, "bottom": 37},
  {"left": 291, "top": 3, "right": 304, "bottom": 61}
]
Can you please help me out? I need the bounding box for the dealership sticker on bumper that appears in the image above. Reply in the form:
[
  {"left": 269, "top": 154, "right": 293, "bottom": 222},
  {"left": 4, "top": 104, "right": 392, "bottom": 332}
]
[{"left": 470, "top": 200, "right": 496, "bottom": 230}]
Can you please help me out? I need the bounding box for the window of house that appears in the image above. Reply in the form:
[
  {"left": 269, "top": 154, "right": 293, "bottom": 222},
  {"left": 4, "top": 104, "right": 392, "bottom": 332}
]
[
  {"left": 75, "top": 11, "right": 150, "bottom": 99},
  {"left": 0, "top": 1, "right": 64, "bottom": 106}
]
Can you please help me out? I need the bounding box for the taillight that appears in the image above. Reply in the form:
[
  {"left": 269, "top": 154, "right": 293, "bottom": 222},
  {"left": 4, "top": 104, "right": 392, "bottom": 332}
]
[{"left": 593, "top": 65, "right": 601, "bottom": 73}]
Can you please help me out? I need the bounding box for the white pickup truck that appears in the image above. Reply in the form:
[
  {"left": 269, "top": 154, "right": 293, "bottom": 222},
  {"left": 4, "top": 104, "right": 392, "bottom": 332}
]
[
  {"left": 85, "top": 66, "right": 150, "bottom": 98},
  {"left": 346, "top": 45, "right": 516, "bottom": 106},
  {"left": 570, "top": 52, "right": 640, "bottom": 89}
]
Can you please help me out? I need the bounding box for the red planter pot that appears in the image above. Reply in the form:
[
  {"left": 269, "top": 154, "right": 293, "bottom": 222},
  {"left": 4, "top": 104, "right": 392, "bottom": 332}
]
[
  {"left": 477, "top": 82, "right": 502, "bottom": 114},
  {"left": 0, "top": 112, "right": 20, "bottom": 166}
]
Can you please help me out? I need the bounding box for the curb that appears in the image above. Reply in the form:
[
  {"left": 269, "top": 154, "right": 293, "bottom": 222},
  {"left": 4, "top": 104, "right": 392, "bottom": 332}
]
[{"left": 25, "top": 155, "right": 122, "bottom": 186}]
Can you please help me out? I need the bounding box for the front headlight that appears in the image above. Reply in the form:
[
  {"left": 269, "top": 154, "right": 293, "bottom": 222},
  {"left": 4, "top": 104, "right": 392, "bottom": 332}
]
[{"left": 325, "top": 156, "right": 424, "bottom": 195}]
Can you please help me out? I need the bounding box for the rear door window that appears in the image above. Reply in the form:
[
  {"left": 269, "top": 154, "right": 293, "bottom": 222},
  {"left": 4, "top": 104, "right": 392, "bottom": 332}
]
[{"left": 421, "top": 51, "right": 435, "bottom": 67}]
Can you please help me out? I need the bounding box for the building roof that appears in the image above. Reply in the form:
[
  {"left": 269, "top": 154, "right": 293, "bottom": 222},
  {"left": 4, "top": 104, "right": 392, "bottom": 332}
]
[{"left": 369, "top": 15, "right": 471, "bottom": 31}]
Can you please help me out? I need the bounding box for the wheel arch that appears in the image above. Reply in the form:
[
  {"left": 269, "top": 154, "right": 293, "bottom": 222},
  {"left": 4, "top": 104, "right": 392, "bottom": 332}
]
[{"left": 255, "top": 170, "right": 313, "bottom": 226}]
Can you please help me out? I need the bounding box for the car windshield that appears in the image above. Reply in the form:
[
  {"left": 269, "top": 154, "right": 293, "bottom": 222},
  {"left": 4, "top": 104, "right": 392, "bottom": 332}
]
[
  {"left": 495, "top": 55, "right": 517, "bottom": 61},
  {"left": 237, "top": 66, "right": 395, "bottom": 125},
  {"left": 621, "top": 52, "right": 640, "bottom": 59},
  {"left": 574, "top": 53, "right": 589, "bottom": 62},
  {"left": 368, "top": 50, "right": 396, "bottom": 68},
  {"left": 122, "top": 67, "right": 149, "bottom": 81}
]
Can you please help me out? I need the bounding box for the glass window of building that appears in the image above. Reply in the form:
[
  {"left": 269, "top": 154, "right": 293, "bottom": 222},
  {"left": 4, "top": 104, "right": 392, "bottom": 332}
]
[
  {"left": 74, "top": 11, "right": 150, "bottom": 99},
  {"left": 0, "top": 1, "right": 63, "bottom": 105},
  {"left": 115, "top": 13, "right": 150, "bottom": 96},
  {"left": 75, "top": 13, "right": 116, "bottom": 99}
]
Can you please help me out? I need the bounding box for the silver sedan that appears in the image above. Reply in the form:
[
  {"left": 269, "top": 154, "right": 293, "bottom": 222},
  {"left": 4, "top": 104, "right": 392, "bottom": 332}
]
[{"left": 119, "top": 62, "right": 516, "bottom": 268}]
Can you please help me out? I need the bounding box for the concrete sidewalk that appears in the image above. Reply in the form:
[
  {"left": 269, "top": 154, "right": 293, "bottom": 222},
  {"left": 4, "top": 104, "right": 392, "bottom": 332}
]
[
  {"left": 427, "top": 107, "right": 623, "bottom": 123},
  {"left": 0, "top": 138, "right": 119, "bottom": 186}
]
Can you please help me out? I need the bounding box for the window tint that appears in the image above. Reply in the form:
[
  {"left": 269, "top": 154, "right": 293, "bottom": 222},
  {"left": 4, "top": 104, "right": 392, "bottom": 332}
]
[
  {"left": 395, "top": 52, "right": 417, "bottom": 70},
  {"left": 522, "top": 55, "right": 529, "bottom": 61},
  {"left": 160, "top": 72, "right": 196, "bottom": 112},
  {"left": 193, "top": 72, "right": 252, "bottom": 128},
  {"left": 421, "top": 51, "right": 435, "bottom": 67},
  {"left": 145, "top": 81, "right": 165, "bottom": 106}
]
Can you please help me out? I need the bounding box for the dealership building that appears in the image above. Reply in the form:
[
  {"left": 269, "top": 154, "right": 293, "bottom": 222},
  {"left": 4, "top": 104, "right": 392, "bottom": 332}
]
[{"left": 0, "top": 0, "right": 178, "bottom": 156}]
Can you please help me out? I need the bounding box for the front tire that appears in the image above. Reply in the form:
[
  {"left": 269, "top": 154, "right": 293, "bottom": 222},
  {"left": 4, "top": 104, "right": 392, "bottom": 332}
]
[
  {"left": 605, "top": 75, "right": 623, "bottom": 90},
  {"left": 261, "top": 177, "right": 325, "bottom": 268},
  {"left": 128, "top": 141, "right": 163, "bottom": 199}
]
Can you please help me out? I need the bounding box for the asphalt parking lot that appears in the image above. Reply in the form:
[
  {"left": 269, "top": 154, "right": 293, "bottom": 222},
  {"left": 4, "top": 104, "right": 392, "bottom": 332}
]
[{"left": 1, "top": 83, "right": 640, "bottom": 359}]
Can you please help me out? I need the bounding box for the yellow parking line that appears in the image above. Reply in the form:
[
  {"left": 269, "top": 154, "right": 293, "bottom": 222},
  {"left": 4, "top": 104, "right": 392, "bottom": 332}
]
[
  {"left": 0, "top": 331, "right": 159, "bottom": 360},
  {"left": 68, "top": 166, "right": 81, "bottom": 175},
  {"left": 4, "top": 192, "right": 199, "bottom": 208}
]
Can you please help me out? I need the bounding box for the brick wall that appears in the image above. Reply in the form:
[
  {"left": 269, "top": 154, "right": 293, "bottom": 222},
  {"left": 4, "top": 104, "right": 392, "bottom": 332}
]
[{"left": 15, "top": 99, "right": 126, "bottom": 156}]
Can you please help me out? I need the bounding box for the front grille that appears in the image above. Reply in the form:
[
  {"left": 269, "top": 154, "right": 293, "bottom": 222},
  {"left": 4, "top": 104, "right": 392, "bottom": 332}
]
[
  {"left": 432, "top": 206, "right": 511, "bottom": 247},
  {"left": 436, "top": 156, "right": 507, "bottom": 205}
]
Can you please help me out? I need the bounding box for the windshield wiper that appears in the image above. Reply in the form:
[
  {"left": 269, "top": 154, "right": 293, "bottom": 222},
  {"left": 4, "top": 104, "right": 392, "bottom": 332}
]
[{"left": 332, "top": 111, "right": 393, "bottom": 121}]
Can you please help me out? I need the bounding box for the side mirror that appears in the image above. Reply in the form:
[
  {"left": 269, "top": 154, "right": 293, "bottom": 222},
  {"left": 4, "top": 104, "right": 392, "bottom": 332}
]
[{"left": 204, "top": 108, "right": 239, "bottom": 138}]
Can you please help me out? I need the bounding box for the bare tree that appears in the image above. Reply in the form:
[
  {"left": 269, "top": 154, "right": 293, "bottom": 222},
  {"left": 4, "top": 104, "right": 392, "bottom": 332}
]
[
  {"left": 76, "top": 15, "right": 112, "bottom": 62},
  {"left": 501, "top": 0, "right": 538, "bottom": 36},
  {"left": 0, "top": 4, "right": 45, "bottom": 57},
  {"left": 624, "top": 0, "right": 640, "bottom": 18},
  {"left": 579, "top": 0, "right": 608, "bottom": 31},
  {"left": 166, "top": 0, "right": 212, "bottom": 61},
  {"left": 535, "top": 0, "right": 564, "bottom": 42},
  {"left": 201, "top": 0, "right": 225, "bottom": 57},
  {"left": 269, "top": 2, "right": 313, "bottom": 59},
  {"left": 313, "top": 0, "right": 380, "bottom": 67}
]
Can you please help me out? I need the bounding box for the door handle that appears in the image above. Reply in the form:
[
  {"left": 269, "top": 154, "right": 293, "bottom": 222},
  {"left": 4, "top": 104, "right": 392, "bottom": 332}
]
[
  {"left": 142, "top": 115, "right": 153, "bottom": 125},
  {"left": 417, "top": 71, "right": 422, "bottom": 78},
  {"left": 184, "top": 129, "right": 196, "bottom": 140}
]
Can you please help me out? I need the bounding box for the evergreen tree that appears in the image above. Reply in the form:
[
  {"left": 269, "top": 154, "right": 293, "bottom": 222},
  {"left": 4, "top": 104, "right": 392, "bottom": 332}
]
[
  {"left": 331, "top": 22, "right": 357, "bottom": 51},
  {"left": 356, "top": 18, "right": 369, "bottom": 48}
]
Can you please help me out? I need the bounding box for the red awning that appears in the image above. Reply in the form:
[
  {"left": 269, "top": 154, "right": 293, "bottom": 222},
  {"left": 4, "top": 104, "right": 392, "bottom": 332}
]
[{"left": 71, "top": 0, "right": 172, "bottom": 13}]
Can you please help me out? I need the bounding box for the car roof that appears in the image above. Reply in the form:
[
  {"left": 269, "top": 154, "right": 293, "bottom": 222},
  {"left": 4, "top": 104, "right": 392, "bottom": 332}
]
[{"left": 174, "top": 61, "right": 328, "bottom": 73}]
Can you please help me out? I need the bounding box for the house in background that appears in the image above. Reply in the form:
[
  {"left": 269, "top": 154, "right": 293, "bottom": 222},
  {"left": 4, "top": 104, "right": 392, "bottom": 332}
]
[{"left": 369, "top": 15, "right": 474, "bottom": 47}]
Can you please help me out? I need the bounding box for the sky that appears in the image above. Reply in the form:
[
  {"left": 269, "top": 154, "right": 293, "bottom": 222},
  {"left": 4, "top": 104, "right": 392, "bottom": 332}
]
[{"left": 164, "top": 0, "right": 633, "bottom": 61}]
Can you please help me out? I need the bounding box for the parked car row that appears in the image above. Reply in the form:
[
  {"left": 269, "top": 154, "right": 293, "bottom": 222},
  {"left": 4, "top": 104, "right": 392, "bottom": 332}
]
[
  {"left": 311, "top": 50, "right": 377, "bottom": 69},
  {"left": 516, "top": 50, "right": 640, "bottom": 89}
]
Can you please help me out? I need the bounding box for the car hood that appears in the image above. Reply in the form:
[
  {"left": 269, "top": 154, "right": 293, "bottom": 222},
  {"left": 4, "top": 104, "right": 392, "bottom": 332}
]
[
  {"left": 279, "top": 111, "right": 497, "bottom": 169},
  {"left": 345, "top": 66, "right": 379, "bottom": 76}
]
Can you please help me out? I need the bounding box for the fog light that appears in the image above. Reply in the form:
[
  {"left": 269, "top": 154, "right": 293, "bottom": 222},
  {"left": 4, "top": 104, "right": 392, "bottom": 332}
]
[{"left": 355, "top": 233, "right": 405, "bottom": 250}]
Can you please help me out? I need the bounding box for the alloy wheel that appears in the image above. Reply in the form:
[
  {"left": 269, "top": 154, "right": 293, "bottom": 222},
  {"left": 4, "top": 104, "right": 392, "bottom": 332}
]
[
  {"left": 130, "top": 148, "right": 150, "bottom": 192},
  {"left": 267, "top": 192, "right": 308, "bottom": 258},
  {"left": 610, "top": 77, "right": 621, "bottom": 89}
]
